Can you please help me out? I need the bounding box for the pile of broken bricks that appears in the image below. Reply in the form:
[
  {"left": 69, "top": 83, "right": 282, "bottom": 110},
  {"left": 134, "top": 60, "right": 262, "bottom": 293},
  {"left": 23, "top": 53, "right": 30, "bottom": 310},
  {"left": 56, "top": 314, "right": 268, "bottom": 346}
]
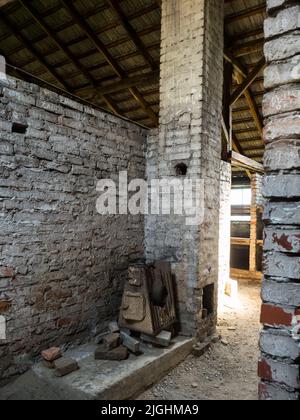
[
  {"left": 41, "top": 322, "right": 173, "bottom": 377},
  {"left": 94, "top": 321, "right": 173, "bottom": 361},
  {"left": 41, "top": 347, "right": 79, "bottom": 377}
]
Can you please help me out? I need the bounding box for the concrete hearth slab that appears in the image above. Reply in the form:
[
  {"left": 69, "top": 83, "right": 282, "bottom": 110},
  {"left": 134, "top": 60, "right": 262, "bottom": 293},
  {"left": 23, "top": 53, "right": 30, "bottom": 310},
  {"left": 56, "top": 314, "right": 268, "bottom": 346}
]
[{"left": 0, "top": 336, "right": 193, "bottom": 400}]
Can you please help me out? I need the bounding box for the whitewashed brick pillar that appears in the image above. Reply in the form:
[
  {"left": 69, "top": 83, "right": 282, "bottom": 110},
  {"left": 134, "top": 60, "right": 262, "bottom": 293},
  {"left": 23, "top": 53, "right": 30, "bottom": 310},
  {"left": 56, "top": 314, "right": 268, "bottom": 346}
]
[{"left": 145, "top": 0, "right": 224, "bottom": 338}]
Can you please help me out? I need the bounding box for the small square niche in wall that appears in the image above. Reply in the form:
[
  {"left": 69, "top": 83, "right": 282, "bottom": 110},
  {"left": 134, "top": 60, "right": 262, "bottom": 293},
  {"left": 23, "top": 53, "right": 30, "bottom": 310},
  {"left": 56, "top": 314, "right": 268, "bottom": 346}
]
[{"left": 12, "top": 122, "right": 28, "bottom": 134}]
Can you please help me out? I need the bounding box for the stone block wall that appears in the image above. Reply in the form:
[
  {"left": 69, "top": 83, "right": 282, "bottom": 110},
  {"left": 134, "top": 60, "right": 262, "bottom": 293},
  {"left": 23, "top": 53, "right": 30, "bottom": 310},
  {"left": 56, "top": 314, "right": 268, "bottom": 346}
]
[
  {"left": 145, "top": 0, "right": 224, "bottom": 338},
  {"left": 259, "top": 0, "right": 300, "bottom": 400},
  {"left": 0, "top": 76, "right": 146, "bottom": 382}
]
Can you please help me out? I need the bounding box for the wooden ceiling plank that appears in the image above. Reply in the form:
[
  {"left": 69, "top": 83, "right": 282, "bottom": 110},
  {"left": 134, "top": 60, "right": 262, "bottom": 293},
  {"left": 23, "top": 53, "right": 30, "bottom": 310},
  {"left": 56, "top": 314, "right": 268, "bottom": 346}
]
[
  {"left": 106, "top": 0, "right": 158, "bottom": 71},
  {"left": 225, "top": 3, "right": 266, "bottom": 24},
  {"left": 60, "top": 0, "right": 123, "bottom": 78},
  {"left": 232, "top": 38, "right": 264, "bottom": 58},
  {"left": 18, "top": 0, "right": 95, "bottom": 87},
  {"left": 75, "top": 70, "right": 159, "bottom": 97},
  {"left": 59, "top": 0, "right": 158, "bottom": 125},
  {"left": 18, "top": 0, "right": 124, "bottom": 115},
  {"left": 0, "top": 14, "right": 69, "bottom": 91},
  {"left": 229, "top": 27, "right": 264, "bottom": 43}
]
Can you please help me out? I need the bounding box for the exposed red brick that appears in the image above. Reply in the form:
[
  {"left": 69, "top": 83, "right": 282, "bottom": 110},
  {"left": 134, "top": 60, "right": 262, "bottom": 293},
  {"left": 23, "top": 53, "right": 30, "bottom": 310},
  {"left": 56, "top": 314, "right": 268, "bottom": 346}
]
[
  {"left": 0, "top": 300, "right": 12, "bottom": 313},
  {"left": 272, "top": 233, "right": 293, "bottom": 251},
  {"left": 258, "top": 359, "right": 272, "bottom": 381},
  {"left": 260, "top": 304, "right": 293, "bottom": 326},
  {"left": 0, "top": 267, "right": 14, "bottom": 278},
  {"left": 56, "top": 318, "right": 73, "bottom": 328}
]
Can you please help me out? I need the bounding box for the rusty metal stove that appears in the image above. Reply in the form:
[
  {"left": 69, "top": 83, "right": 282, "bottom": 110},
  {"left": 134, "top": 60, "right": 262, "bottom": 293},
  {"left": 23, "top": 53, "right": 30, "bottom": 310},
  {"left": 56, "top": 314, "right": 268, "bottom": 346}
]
[{"left": 119, "top": 261, "right": 177, "bottom": 336}]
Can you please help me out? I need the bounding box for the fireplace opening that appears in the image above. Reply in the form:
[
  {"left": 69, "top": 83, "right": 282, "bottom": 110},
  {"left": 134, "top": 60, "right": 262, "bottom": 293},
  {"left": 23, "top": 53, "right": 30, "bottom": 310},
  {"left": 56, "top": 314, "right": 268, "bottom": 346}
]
[{"left": 202, "top": 284, "right": 214, "bottom": 318}]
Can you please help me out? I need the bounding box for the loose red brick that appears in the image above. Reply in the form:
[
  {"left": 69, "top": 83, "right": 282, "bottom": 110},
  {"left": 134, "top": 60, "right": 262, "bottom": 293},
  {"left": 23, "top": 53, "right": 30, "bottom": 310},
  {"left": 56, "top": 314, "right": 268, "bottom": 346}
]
[
  {"left": 54, "top": 357, "right": 79, "bottom": 377},
  {"left": 260, "top": 304, "right": 293, "bottom": 327},
  {"left": 41, "top": 347, "right": 62, "bottom": 362}
]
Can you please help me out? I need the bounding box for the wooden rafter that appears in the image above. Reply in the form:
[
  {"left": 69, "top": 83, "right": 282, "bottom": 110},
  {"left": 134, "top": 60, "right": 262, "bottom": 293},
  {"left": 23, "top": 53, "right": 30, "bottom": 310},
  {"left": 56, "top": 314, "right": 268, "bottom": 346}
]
[
  {"left": 224, "top": 49, "right": 247, "bottom": 78},
  {"left": 60, "top": 0, "right": 122, "bottom": 78},
  {"left": 18, "top": 0, "right": 95, "bottom": 87},
  {"left": 18, "top": 0, "right": 124, "bottom": 117},
  {"left": 229, "top": 27, "right": 264, "bottom": 43},
  {"left": 0, "top": 13, "right": 69, "bottom": 91},
  {"left": 230, "top": 151, "right": 264, "bottom": 174},
  {"left": 225, "top": 3, "right": 266, "bottom": 24},
  {"left": 232, "top": 38, "right": 264, "bottom": 57},
  {"left": 107, "top": 0, "right": 158, "bottom": 71},
  {"left": 232, "top": 134, "right": 251, "bottom": 179},
  {"left": 231, "top": 55, "right": 264, "bottom": 137},
  {"left": 129, "top": 87, "right": 158, "bottom": 126},
  {"left": 60, "top": 0, "right": 158, "bottom": 126},
  {"left": 230, "top": 58, "right": 266, "bottom": 106},
  {"left": 75, "top": 70, "right": 159, "bottom": 97}
]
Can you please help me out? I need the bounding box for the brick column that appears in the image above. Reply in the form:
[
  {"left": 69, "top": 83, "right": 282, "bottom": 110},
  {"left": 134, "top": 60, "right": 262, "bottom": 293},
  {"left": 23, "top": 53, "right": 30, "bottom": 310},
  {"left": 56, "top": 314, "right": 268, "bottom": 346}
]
[
  {"left": 145, "top": 0, "right": 224, "bottom": 338},
  {"left": 258, "top": 0, "right": 300, "bottom": 400}
]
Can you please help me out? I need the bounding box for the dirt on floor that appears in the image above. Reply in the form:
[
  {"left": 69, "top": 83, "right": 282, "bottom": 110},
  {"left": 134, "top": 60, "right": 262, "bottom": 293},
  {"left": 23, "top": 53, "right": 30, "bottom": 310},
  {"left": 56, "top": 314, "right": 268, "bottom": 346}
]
[{"left": 138, "top": 279, "right": 261, "bottom": 401}]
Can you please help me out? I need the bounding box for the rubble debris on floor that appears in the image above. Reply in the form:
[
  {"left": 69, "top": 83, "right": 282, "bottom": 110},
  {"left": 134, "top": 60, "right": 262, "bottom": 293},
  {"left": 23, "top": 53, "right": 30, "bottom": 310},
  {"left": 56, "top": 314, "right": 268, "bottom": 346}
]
[
  {"left": 54, "top": 358, "right": 79, "bottom": 377},
  {"left": 95, "top": 345, "right": 129, "bottom": 361},
  {"left": 139, "top": 280, "right": 261, "bottom": 400}
]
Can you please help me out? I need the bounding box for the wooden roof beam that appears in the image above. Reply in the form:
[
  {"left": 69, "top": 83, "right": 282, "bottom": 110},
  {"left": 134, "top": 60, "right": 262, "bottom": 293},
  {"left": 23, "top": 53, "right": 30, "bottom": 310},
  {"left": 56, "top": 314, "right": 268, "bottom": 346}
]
[
  {"left": 60, "top": 0, "right": 123, "bottom": 78},
  {"left": 61, "top": 0, "right": 158, "bottom": 125},
  {"left": 224, "top": 50, "right": 247, "bottom": 78},
  {"left": 232, "top": 134, "right": 251, "bottom": 179},
  {"left": 225, "top": 3, "right": 266, "bottom": 24},
  {"left": 59, "top": 0, "right": 158, "bottom": 125},
  {"left": 229, "top": 28, "right": 264, "bottom": 43},
  {"left": 129, "top": 87, "right": 158, "bottom": 126},
  {"left": 106, "top": 0, "right": 158, "bottom": 71},
  {"left": 230, "top": 58, "right": 266, "bottom": 106},
  {"left": 75, "top": 70, "right": 159, "bottom": 97},
  {"left": 0, "top": 0, "right": 16, "bottom": 7},
  {"left": 230, "top": 151, "right": 265, "bottom": 174},
  {"left": 232, "top": 38, "right": 264, "bottom": 58},
  {"left": 19, "top": 0, "right": 123, "bottom": 116},
  {"left": 0, "top": 14, "right": 69, "bottom": 91},
  {"left": 18, "top": 0, "right": 95, "bottom": 87}
]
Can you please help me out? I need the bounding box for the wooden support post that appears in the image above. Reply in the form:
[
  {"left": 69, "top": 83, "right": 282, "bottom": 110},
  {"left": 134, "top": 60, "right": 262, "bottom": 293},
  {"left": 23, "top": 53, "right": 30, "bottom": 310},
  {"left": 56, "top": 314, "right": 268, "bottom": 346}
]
[{"left": 222, "top": 60, "right": 233, "bottom": 159}]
